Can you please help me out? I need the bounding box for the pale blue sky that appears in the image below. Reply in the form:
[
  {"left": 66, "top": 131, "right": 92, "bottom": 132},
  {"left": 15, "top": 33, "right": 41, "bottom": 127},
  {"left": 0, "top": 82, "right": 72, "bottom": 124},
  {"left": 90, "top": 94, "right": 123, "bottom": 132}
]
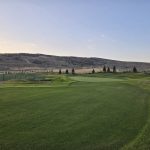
[{"left": 0, "top": 0, "right": 150, "bottom": 62}]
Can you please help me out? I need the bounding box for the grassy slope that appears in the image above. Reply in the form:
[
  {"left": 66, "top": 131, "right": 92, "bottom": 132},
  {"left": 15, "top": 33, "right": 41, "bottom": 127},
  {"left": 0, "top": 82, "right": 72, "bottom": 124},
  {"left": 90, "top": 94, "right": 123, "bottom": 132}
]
[
  {"left": 122, "top": 76, "right": 150, "bottom": 150},
  {"left": 0, "top": 73, "right": 150, "bottom": 150}
]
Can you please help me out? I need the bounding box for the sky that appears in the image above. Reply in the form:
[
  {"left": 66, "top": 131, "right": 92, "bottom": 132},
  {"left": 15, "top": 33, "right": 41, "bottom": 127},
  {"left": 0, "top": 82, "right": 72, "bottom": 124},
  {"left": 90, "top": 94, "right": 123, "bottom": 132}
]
[{"left": 0, "top": 0, "right": 150, "bottom": 62}]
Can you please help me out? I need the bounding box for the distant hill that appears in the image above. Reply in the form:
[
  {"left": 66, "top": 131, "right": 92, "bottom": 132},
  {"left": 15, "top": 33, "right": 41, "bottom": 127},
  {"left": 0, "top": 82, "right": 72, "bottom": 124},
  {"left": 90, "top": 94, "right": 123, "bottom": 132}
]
[{"left": 0, "top": 53, "right": 150, "bottom": 71}]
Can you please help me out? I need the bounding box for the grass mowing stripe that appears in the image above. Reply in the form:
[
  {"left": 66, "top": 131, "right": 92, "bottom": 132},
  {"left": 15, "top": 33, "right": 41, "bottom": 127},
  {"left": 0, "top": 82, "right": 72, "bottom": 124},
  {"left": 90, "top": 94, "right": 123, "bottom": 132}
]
[{"left": 70, "top": 76, "right": 124, "bottom": 82}]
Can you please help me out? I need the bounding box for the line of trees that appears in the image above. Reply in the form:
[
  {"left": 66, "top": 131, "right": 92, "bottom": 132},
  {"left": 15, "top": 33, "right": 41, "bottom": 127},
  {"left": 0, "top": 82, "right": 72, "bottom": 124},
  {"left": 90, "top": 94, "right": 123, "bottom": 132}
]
[
  {"left": 58, "top": 68, "right": 75, "bottom": 75},
  {"left": 58, "top": 66, "right": 138, "bottom": 74},
  {"left": 101, "top": 66, "right": 116, "bottom": 73},
  {"left": 92, "top": 66, "right": 137, "bottom": 74}
]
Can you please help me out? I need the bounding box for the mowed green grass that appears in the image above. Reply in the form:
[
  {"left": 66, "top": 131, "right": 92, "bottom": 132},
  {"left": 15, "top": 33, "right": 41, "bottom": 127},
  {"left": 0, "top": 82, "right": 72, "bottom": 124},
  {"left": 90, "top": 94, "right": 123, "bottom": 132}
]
[
  {"left": 70, "top": 76, "right": 123, "bottom": 83},
  {"left": 0, "top": 74, "right": 150, "bottom": 150}
]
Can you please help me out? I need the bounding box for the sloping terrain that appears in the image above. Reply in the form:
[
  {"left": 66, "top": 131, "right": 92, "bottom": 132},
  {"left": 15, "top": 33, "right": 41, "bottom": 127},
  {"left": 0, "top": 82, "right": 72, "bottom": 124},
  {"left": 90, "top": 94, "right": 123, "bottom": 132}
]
[
  {"left": 0, "top": 53, "right": 150, "bottom": 71},
  {"left": 0, "top": 73, "right": 150, "bottom": 150}
]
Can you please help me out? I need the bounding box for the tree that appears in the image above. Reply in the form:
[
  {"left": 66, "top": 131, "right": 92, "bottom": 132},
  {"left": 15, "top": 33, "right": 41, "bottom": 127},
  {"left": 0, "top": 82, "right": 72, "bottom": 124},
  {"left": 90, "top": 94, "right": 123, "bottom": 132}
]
[
  {"left": 103, "top": 66, "right": 106, "bottom": 72},
  {"left": 113, "top": 66, "right": 116, "bottom": 73},
  {"left": 133, "top": 66, "right": 137, "bottom": 73},
  {"left": 107, "top": 67, "right": 110, "bottom": 73},
  {"left": 59, "top": 69, "right": 62, "bottom": 74},
  {"left": 92, "top": 69, "right": 95, "bottom": 74},
  {"left": 72, "top": 68, "right": 75, "bottom": 74},
  {"left": 65, "top": 69, "right": 69, "bottom": 74}
]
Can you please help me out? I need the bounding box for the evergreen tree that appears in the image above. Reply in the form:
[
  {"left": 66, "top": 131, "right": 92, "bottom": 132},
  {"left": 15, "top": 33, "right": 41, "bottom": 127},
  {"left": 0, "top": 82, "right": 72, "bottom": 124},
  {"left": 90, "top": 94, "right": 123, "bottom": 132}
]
[
  {"left": 72, "top": 68, "right": 75, "bottom": 74},
  {"left": 107, "top": 67, "right": 110, "bottom": 73},
  {"left": 133, "top": 66, "right": 137, "bottom": 73},
  {"left": 66, "top": 69, "right": 69, "bottom": 74},
  {"left": 103, "top": 66, "right": 106, "bottom": 72},
  {"left": 59, "top": 69, "right": 62, "bottom": 74},
  {"left": 113, "top": 66, "right": 116, "bottom": 73},
  {"left": 92, "top": 69, "right": 95, "bottom": 74}
]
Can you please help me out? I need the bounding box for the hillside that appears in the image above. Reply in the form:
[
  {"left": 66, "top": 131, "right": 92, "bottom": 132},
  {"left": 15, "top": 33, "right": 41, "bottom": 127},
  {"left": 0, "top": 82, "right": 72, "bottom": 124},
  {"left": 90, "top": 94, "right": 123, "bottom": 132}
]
[{"left": 0, "top": 53, "right": 150, "bottom": 71}]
